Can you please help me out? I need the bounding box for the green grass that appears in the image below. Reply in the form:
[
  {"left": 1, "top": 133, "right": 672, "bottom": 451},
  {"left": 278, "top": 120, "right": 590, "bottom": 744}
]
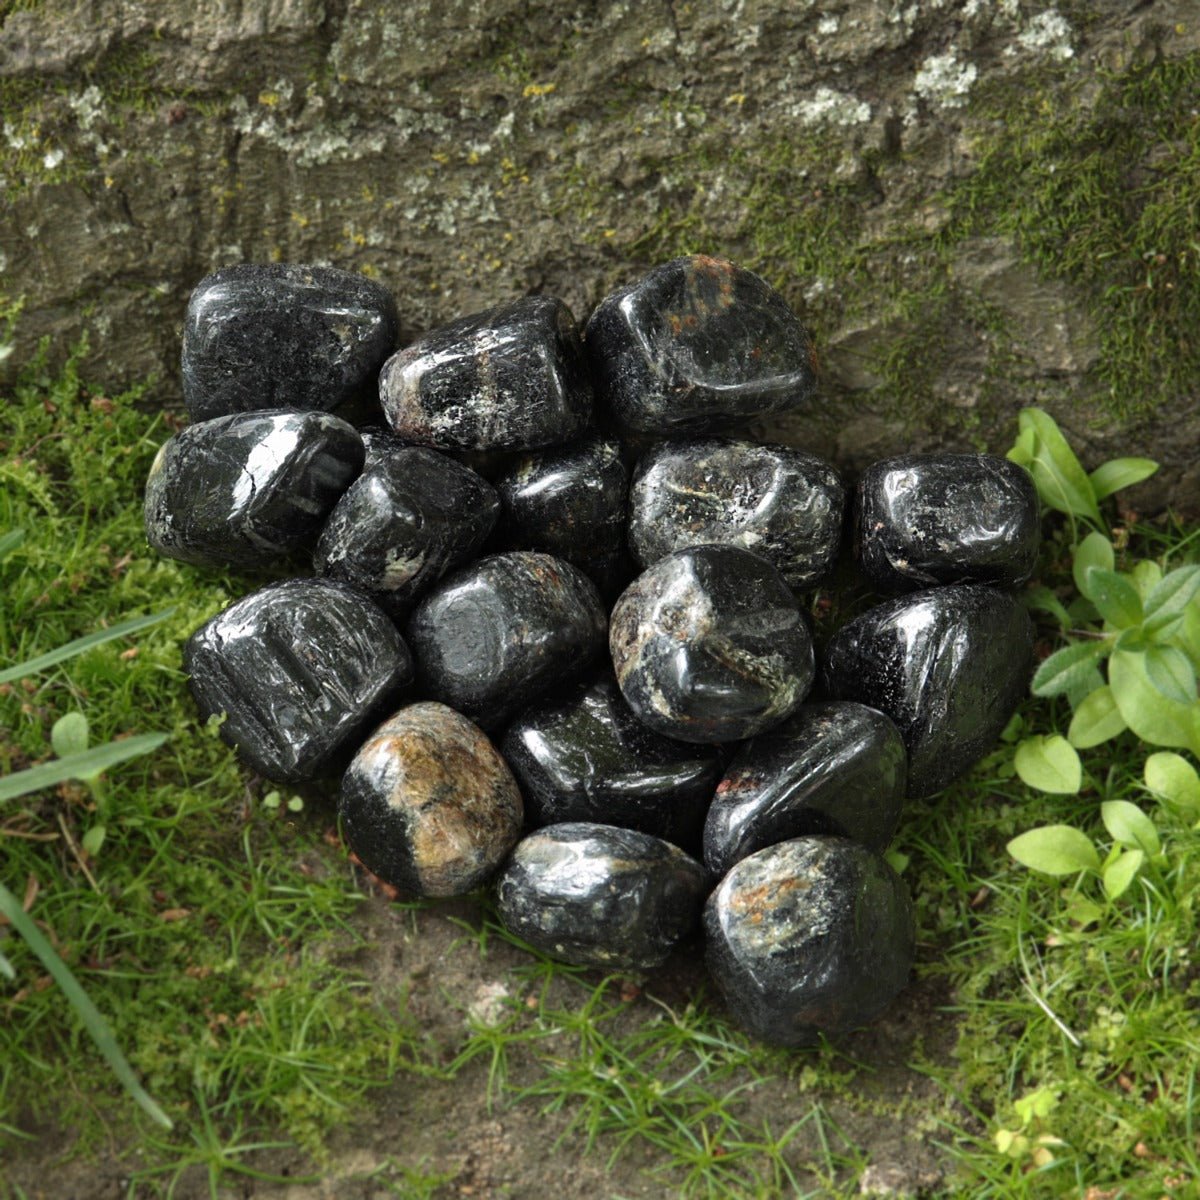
[{"left": 2, "top": 343, "right": 1198, "bottom": 1197}]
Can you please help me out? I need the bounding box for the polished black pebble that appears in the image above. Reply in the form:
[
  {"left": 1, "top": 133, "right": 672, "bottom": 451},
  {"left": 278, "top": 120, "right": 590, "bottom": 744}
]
[
  {"left": 501, "top": 673, "right": 722, "bottom": 850},
  {"left": 494, "top": 433, "right": 629, "bottom": 584},
  {"left": 495, "top": 822, "right": 709, "bottom": 970},
  {"left": 704, "top": 836, "right": 915, "bottom": 1047},
  {"left": 182, "top": 263, "right": 399, "bottom": 422},
  {"left": 584, "top": 255, "right": 817, "bottom": 434},
  {"left": 824, "top": 584, "right": 1033, "bottom": 798},
  {"left": 629, "top": 438, "right": 845, "bottom": 589},
  {"left": 340, "top": 703, "right": 523, "bottom": 897},
  {"left": 407, "top": 552, "right": 608, "bottom": 729},
  {"left": 144, "top": 410, "right": 364, "bottom": 570},
  {"left": 856, "top": 453, "right": 1040, "bottom": 591},
  {"left": 313, "top": 447, "right": 499, "bottom": 608},
  {"left": 610, "top": 545, "right": 815, "bottom": 744},
  {"left": 185, "top": 578, "right": 413, "bottom": 783},
  {"left": 703, "top": 701, "right": 907, "bottom": 876},
  {"left": 357, "top": 425, "right": 410, "bottom": 470},
  {"left": 380, "top": 296, "right": 592, "bottom": 451}
]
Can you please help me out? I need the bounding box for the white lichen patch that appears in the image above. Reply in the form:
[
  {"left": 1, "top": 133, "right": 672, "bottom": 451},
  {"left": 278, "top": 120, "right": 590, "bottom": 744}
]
[
  {"left": 42, "top": 147, "right": 65, "bottom": 170},
  {"left": 795, "top": 86, "right": 872, "bottom": 127},
  {"left": 466, "top": 982, "right": 511, "bottom": 1028},
  {"left": 913, "top": 49, "right": 977, "bottom": 108},
  {"left": 1013, "top": 10, "right": 1075, "bottom": 60},
  {"left": 817, "top": 14, "right": 839, "bottom": 34}
]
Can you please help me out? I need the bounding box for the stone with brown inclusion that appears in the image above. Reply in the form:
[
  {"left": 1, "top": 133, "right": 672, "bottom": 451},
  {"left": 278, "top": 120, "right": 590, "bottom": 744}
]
[{"left": 339, "top": 702, "right": 523, "bottom": 898}]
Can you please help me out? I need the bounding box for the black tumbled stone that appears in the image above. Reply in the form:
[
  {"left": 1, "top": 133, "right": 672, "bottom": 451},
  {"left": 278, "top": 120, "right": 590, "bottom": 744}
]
[
  {"left": 495, "top": 822, "right": 709, "bottom": 970},
  {"left": 704, "top": 836, "right": 915, "bottom": 1047},
  {"left": 629, "top": 438, "right": 844, "bottom": 589},
  {"left": 703, "top": 701, "right": 907, "bottom": 877},
  {"left": 144, "top": 410, "right": 364, "bottom": 571},
  {"left": 184, "top": 578, "right": 413, "bottom": 783},
  {"left": 501, "top": 673, "right": 722, "bottom": 849},
  {"left": 313, "top": 447, "right": 499, "bottom": 608},
  {"left": 856, "top": 453, "right": 1040, "bottom": 591},
  {"left": 182, "top": 264, "right": 399, "bottom": 422},
  {"left": 584, "top": 255, "right": 817, "bottom": 434},
  {"left": 824, "top": 584, "right": 1033, "bottom": 798},
  {"left": 380, "top": 296, "right": 592, "bottom": 451},
  {"left": 340, "top": 702, "right": 523, "bottom": 898},
  {"left": 610, "top": 545, "right": 815, "bottom": 744},
  {"left": 407, "top": 552, "right": 608, "bottom": 729}
]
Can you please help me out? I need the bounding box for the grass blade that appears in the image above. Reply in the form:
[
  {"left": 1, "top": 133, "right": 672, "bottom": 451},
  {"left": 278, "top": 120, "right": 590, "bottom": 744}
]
[
  {"left": 0, "top": 609, "right": 175, "bottom": 685},
  {"left": 0, "top": 880, "right": 173, "bottom": 1129},
  {"left": 0, "top": 734, "right": 168, "bottom": 803},
  {"left": 0, "top": 529, "right": 26, "bottom": 563}
]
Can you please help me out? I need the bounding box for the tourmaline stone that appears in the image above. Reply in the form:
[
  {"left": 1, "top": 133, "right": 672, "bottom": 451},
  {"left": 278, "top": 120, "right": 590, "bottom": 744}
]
[
  {"left": 182, "top": 264, "right": 399, "bottom": 422},
  {"left": 629, "top": 438, "right": 845, "bottom": 589},
  {"left": 824, "top": 584, "right": 1034, "bottom": 798},
  {"left": 144, "top": 410, "right": 364, "bottom": 570},
  {"left": 704, "top": 836, "right": 915, "bottom": 1047},
  {"left": 379, "top": 296, "right": 592, "bottom": 451},
  {"left": 339, "top": 703, "right": 523, "bottom": 898},
  {"left": 703, "top": 701, "right": 907, "bottom": 876},
  {"left": 358, "top": 426, "right": 410, "bottom": 470},
  {"left": 856, "top": 453, "right": 1040, "bottom": 591},
  {"left": 494, "top": 433, "right": 629, "bottom": 582},
  {"left": 501, "top": 673, "right": 722, "bottom": 849},
  {"left": 407, "top": 552, "right": 608, "bottom": 729},
  {"left": 495, "top": 822, "right": 710, "bottom": 970},
  {"left": 313, "top": 447, "right": 499, "bottom": 609},
  {"left": 584, "top": 255, "right": 818, "bottom": 434},
  {"left": 184, "top": 578, "right": 413, "bottom": 783},
  {"left": 609, "top": 545, "right": 815, "bottom": 744}
]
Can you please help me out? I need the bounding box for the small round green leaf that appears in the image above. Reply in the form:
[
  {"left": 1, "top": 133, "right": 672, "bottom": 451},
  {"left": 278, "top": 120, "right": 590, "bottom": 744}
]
[
  {"left": 1067, "top": 685, "right": 1127, "bottom": 749},
  {"left": 1101, "top": 800, "right": 1160, "bottom": 855},
  {"left": 81, "top": 823, "right": 107, "bottom": 857},
  {"left": 51, "top": 711, "right": 90, "bottom": 758},
  {"left": 1130, "top": 559, "right": 1163, "bottom": 603},
  {"left": 1143, "top": 752, "right": 1200, "bottom": 816},
  {"left": 1073, "top": 532, "right": 1114, "bottom": 597},
  {"left": 1102, "top": 848, "right": 1145, "bottom": 899},
  {"left": 1014, "top": 735, "right": 1083, "bottom": 794},
  {"left": 1007, "top": 825, "right": 1100, "bottom": 876},
  {"left": 1109, "top": 649, "right": 1200, "bottom": 754}
]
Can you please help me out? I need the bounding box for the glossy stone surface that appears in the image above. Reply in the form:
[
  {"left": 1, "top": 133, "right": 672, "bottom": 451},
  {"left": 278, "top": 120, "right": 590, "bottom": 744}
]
[
  {"left": 494, "top": 433, "right": 629, "bottom": 583},
  {"left": 340, "top": 703, "right": 523, "bottom": 898},
  {"left": 584, "top": 255, "right": 817, "bottom": 434},
  {"left": 182, "top": 264, "right": 399, "bottom": 422},
  {"left": 629, "top": 438, "right": 844, "bottom": 589},
  {"left": 495, "top": 822, "right": 710, "bottom": 970},
  {"left": 380, "top": 295, "right": 592, "bottom": 451},
  {"left": 185, "top": 578, "right": 412, "bottom": 783},
  {"left": 704, "top": 836, "right": 915, "bottom": 1047},
  {"left": 501, "top": 673, "right": 722, "bottom": 849},
  {"left": 144, "top": 410, "right": 364, "bottom": 570},
  {"left": 358, "top": 425, "right": 411, "bottom": 470},
  {"left": 824, "top": 584, "right": 1033, "bottom": 798},
  {"left": 313, "top": 447, "right": 499, "bottom": 608},
  {"left": 856, "top": 453, "right": 1040, "bottom": 591},
  {"left": 610, "top": 545, "right": 815, "bottom": 743},
  {"left": 703, "top": 701, "right": 906, "bottom": 876},
  {"left": 407, "top": 552, "right": 608, "bottom": 729}
]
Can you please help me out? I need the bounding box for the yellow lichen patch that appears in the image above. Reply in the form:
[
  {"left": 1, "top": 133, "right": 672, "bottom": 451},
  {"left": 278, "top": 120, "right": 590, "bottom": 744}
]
[{"left": 522, "top": 82, "right": 557, "bottom": 98}]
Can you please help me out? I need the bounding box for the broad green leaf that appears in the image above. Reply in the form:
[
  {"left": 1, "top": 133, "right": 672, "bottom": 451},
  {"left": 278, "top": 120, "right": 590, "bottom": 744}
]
[
  {"left": 1181, "top": 605, "right": 1200, "bottom": 670},
  {"left": 1031, "top": 640, "right": 1109, "bottom": 697},
  {"left": 1007, "top": 426, "right": 1036, "bottom": 467},
  {"left": 0, "top": 734, "right": 168, "bottom": 803},
  {"left": 81, "top": 823, "right": 107, "bottom": 856},
  {"left": 0, "top": 609, "right": 175, "bottom": 685},
  {"left": 1007, "top": 825, "right": 1100, "bottom": 875},
  {"left": 0, "top": 528, "right": 25, "bottom": 563},
  {"left": 1143, "top": 645, "right": 1197, "bottom": 704},
  {"left": 1014, "top": 735, "right": 1082, "bottom": 794},
  {"left": 50, "top": 712, "right": 89, "bottom": 758},
  {"left": 1084, "top": 568, "right": 1143, "bottom": 628},
  {"left": 1101, "top": 800, "right": 1160, "bottom": 855},
  {"left": 1144, "top": 565, "right": 1200, "bottom": 622},
  {"left": 1073, "top": 533, "right": 1114, "bottom": 597},
  {"left": 1144, "top": 751, "right": 1200, "bottom": 815},
  {"left": 1130, "top": 559, "right": 1163, "bottom": 602},
  {"left": 884, "top": 849, "right": 909, "bottom": 875},
  {"left": 1143, "top": 610, "right": 1184, "bottom": 642},
  {"left": 1023, "top": 585, "right": 1071, "bottom": 632},
  {"left": 1102, "top": 849, "right": 1145, "bottom": 899},
  {"left": 1017, "top": 408, "right": 1102, "bottom": 525},
  {"left": 0, "top": 880, "right": 173, "bottom": 1129},
  {"left": 1065, "top": 666, "right": 1106, "bottom": 710},
  {"left": 1067, "top": 685, "right": 1127, "bottom": 748},
  {"left": 1088, "top": 457, "right": 1159, "bottom": 500},
  {"left": 1109, "top": 649, "right": 1200, "bottom": 754}
]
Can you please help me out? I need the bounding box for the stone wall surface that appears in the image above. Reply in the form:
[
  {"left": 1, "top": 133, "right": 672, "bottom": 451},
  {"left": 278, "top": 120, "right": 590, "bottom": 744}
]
[{"left": 2, "top": 0, "right": 1198, "bottom": 512}]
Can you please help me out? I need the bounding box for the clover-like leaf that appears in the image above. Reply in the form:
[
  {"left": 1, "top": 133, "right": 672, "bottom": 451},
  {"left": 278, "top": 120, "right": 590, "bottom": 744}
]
[
  {"left": 1102, "top": 849, "right": 1145, "bottom": 899},
  {"left": 1100, "top": 800, "right": 1160, "bottom": 855},
  {"left": 1067, "top": 685, "right": 1126, "bottom": 749},
  {"left": 1014, "top": 735, "right": 1082, "bottom": 794},
  {"left": 1007, "top": 825, "right": 1100, "bottom": 875},
  {"left": 1143, "top": 752, "right": 1200, "bottom": 817}
]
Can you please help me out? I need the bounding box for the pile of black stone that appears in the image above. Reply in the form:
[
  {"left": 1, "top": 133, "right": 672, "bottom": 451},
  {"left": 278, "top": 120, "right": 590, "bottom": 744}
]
[{"left": 144, "top": 256, "right": 1039, "bottom": 1048}]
